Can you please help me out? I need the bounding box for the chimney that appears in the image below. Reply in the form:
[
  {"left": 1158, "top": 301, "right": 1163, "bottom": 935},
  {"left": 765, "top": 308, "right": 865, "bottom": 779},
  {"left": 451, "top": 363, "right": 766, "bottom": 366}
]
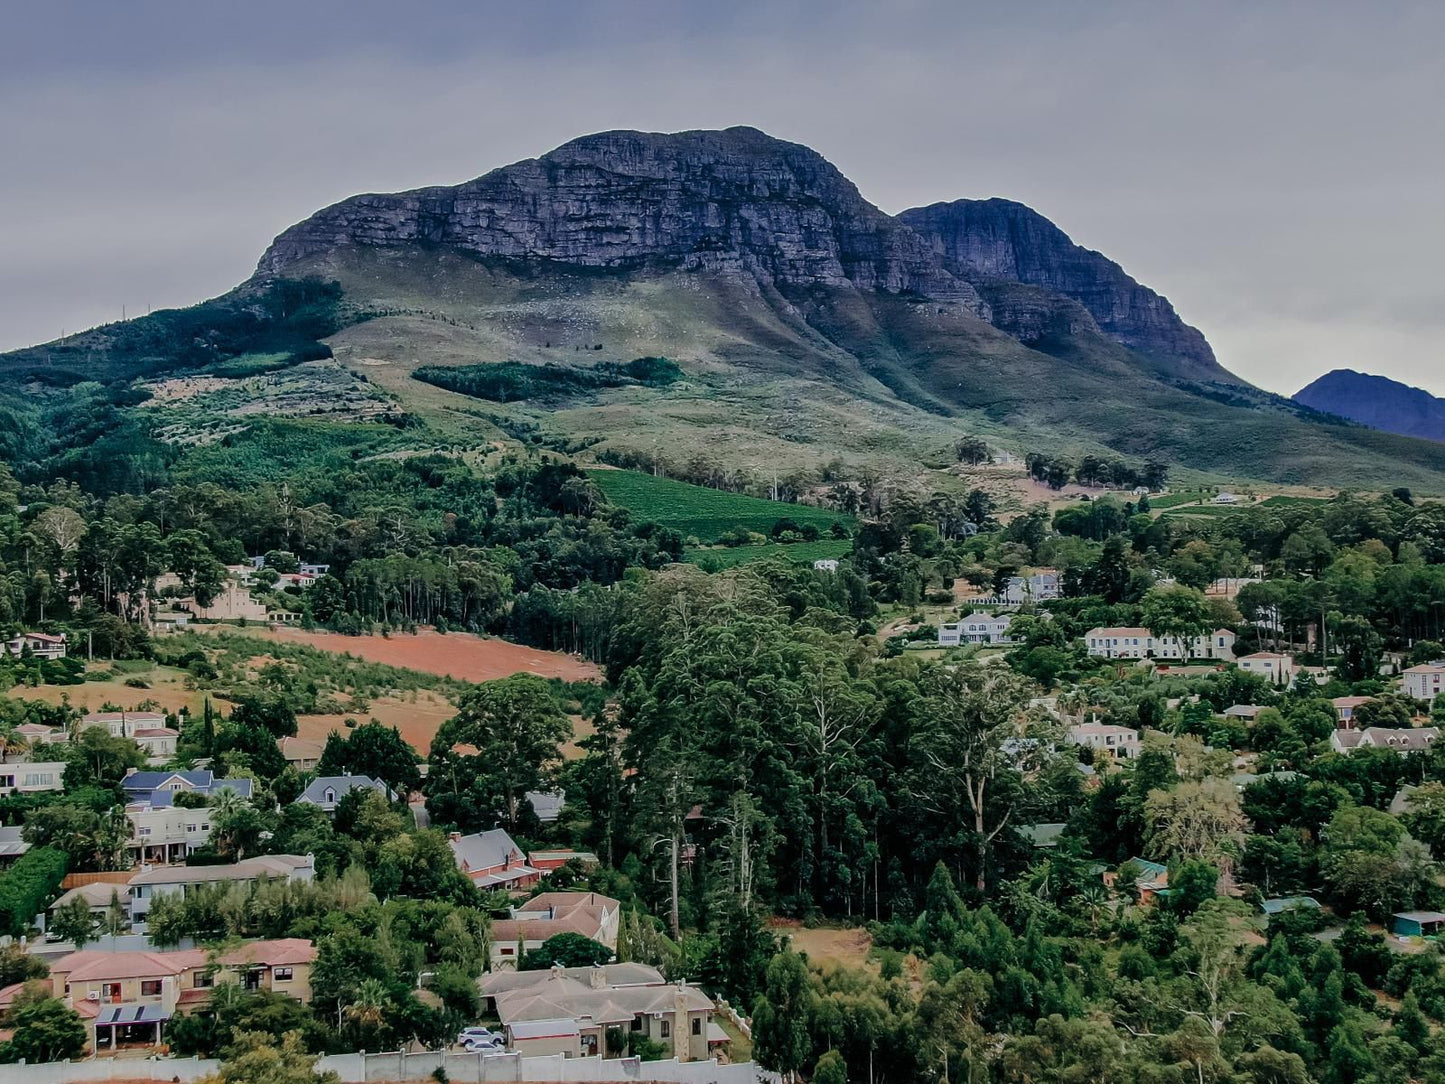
[
  {"left": 448, "top": 832, "right": 461, "bottom": 843},
  {"left": 589, "top": 965, "right": 605, "bottom": 990}
]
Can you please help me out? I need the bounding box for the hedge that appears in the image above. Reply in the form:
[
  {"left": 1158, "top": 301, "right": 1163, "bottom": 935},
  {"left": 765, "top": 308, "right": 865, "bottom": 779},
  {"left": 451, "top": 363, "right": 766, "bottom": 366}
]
[{"left": 0, "top": 847, "right": 69, "bottom": 936}]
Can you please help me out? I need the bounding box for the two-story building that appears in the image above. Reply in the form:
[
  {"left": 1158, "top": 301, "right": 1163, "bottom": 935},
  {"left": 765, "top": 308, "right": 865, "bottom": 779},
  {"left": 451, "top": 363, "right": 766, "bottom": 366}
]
[
  {"left": 121, "top": 769, "right": 253, "bottom": 805},
  {"left": 125, "top": 800, "right": 214, "bottom": 865},
  {"left": 1402, "top": 664, "right": 1445, "bottom": 703},
  {"left": 1003, "top": 572, "right": 1061, "bottom": 604},
  {"left": 485, "top": 966, "right": 722, "bottom": 1061},
  {"left": 448, "top": 828, "right": 541, "bottom": 891},
  {"left": 938, "top": 612, "right": 1014, "bottom": 647},
  {"left": 3, "top": 632, "right": 68, "bottom": 660},
  {"left": 1084, "top": 627, "right": 1236, "bottom": 661},
  {"left": 490, "top": 891, "right": 622, "bottom": 971},
  {"left": 1235, "top": 652, "right": 1296, "bottom": 685},
  {"left": 0, "top": 760, "right": 66, "bottom": 795},
  {"left": 295, "top": 773, "right": 397, "bottom": 814},
  {"left": 40, "top": 938, "right": 316, "bottom": 1052},
  {"left": 128, "top": 854, "right": 314, "bottom": 926},
  {"left": 1066, "top": 723, "right": 1141, "bottom": 760}
]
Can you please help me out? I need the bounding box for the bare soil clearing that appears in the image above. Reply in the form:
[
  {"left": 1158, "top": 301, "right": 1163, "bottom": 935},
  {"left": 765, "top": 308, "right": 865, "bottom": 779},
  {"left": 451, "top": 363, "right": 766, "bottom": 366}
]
[
  {"left": 211, "top": 627, "right": 601, "bottom": 684},
  {"left": 771, "top": 922, "right": 873, "bottom": 970}
]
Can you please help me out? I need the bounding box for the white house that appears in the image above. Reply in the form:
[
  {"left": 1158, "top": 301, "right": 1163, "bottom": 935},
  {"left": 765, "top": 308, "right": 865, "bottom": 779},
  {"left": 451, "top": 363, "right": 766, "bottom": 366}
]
[
  {"left": 1085, "top": 627, "right": 1236, "bottom": 661},
  {"left": 1236, "top": 652, "right": 1295, "bottom": 685},
  {"left": 2, "top": 632, "right": 67, "bottom": 660},
  {"left": 1213, "top": 492, "right": 1240, "bottom": 505},
  {"left": 1402, "top": 665, "right": 1445, "bottom": 703},
  {"left": 1331, "top": 727, "right": 1439, "bottom": 755},
  {"left": 0, "top": 761, "right": 66, "bottom": 795},
  {"left": 126, "top": 802, "right": 213, "bottom": 865},
  {"left": 81, "top": 711, "right": 169, "bottom": 739},
  {"left": 812, "top": 559, "right": 840, "bottom": 573},
  {"left": 939, "top": 612, "right": 1014, "bottom": 647},
  {"left": 1003, "top": 572, "right": 1061, "bottom": 604},
  {"left": 1066, "top": 723, "right": 1141, "bottom": 760},
  {"left": 295, "top": 774, "right": 396, "bottom": 814}
]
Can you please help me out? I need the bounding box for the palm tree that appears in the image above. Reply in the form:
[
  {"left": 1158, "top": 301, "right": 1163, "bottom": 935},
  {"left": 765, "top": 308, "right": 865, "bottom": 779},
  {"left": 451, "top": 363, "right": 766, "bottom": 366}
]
[{"left": 344, "top": 978, "right": 391, "bottom": 1035}]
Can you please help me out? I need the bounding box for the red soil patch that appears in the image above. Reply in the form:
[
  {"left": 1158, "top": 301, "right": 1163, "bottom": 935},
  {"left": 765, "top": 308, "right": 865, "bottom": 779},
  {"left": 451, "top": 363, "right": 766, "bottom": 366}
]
[
  {"left": 296, "top": 691, "right": 461, "bottom": 756},
  {"left": 222, "top": 627, "right": 601, "bottom": 683}
]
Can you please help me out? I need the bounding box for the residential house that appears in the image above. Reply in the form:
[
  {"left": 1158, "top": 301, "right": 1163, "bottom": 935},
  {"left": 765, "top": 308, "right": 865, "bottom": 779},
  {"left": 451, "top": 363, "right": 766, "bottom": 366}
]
[
  {"left": 1402, "top": 665, "right": 1445, "bottom": 703},
  {"left": 1104, "top": 858, "right": 1170, "bottom": 905},
  {"left": 49, "top": 882, "right": 133, "bottom": 924},
  {"left": 278, "top": 736, "right": 323, "bottom": 772},
  {"left": 485, "top": 967, "right": 720, "bottom": 1060},
  {"left": 1084, "top": 627, "right": 1235, "bottom": 661},
  {"left": 295, "top": 773, "right": 396, "bottom": 814},
  {"left": 0, "top": 825, "right": 30, "bottom": 866},
  {"left": 490, "top": 891, "right": 622, "bottom": 971},
  {"left": 1236, "top": 652, "right": 1295, "bottom": 685},
  {"left": 3, "top": 632, "right": 67, "bottom": 660},
  {"left": 129, "top": 855, "right": 314, "bottom": 925},
  {"left": 526, "top": 790, "right": 566, "bottom": 823},
  {"left": 81, "top": 711, "right": 168, "bottom": 739},
  {"left": 1213, "top": 492, "right": 1240, "bottom": 505},
  {"left": 938, "top": 611, "right": 1014, "bottom": 647},
  {"left": 1066, "top": 723, "right": 1141, "bottom": 760},
  {"left": 529, "top": 850, "right": 600, "bottom": 873},
  {"left": 1222, "top": 704, "right": 1266, "bottom": 723},
  {"left": 13, "top": 722, "right": 69, "bottom": 748},
  {"left": 1003, "top": 571, "right": 1061, "bottom": 604},
  {"left": 125, "top": 801, "right": 214, "bottom": 865},
  {"left": 448, "top": 828, "right": 540, "bottom": 890},
  {"left": 812, "top": 559, "right": 839, "bottom": 573},
  {"left": 40, "top": 938, "right": 315, "bottom": 1052},
  {"left": 1331, "top": 726, "right": 1440, "bottom": 755},
  {"left": 0, "top": 761, "right": 66, "bottom": 795},
  {"left": 1331, "top": 696, "right": 1374, "bottom": 727},
  {"left": 121, "top": 768, "right": 253, "bottom": 804}
]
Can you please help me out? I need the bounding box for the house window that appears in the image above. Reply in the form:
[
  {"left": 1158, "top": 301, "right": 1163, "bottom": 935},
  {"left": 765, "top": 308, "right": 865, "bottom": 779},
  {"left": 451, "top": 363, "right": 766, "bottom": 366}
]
[
  {"left": 138, "top": 827, "right": 152, "bottom": 836},
  {"left": 141, "top": 980, "right": 163, "bottom": 996},
  {"left": 324, "top": 789, "right": 336, "bottom": 804},
  {"left": 630, "top": 1017, "right": 643, "bottom": 1032},
  {"left": 661, "top": 1020, "right": 671, "bottom": 1039},
  {"left": 102, "top": 982, "right": 122, "bottom": 1000},
  {"left": 692, "top": 1018, "right": 702, "bottom": 1036},
  {"left": 195, "top": 971, "right": 214, "bottom": 988},
  {"left": 274, "top": 967, "right": 293, "bottom": 981},
  {"left": 500, "top": 947, "right": 514, "bottom": 956}
]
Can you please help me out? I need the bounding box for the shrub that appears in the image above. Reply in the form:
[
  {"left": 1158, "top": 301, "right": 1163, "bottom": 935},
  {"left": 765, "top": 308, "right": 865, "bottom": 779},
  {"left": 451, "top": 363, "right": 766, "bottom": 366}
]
[{"left": 0, "top": 848, "right": 69, "bottom": 937}]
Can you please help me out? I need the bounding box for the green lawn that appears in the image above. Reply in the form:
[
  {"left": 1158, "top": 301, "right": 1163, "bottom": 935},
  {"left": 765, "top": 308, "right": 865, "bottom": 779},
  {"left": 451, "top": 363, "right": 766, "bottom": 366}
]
[
  {"left": 1258, "top": 495, "right": 1329, "bottom": 508},
  {"left": 685, "top": 538, "right": 853, "bottom": 569},
  {"left": 1148, "top": 490, "right": 1208, "bottom": 509},
  {"left": 589, "top": 469, "right": 851, "bottom": 541}
]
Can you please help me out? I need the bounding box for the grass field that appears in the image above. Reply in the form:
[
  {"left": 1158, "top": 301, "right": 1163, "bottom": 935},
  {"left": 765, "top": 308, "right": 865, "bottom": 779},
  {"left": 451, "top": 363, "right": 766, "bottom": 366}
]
[
  {"left": 1148, "top": 490, "right": 1208, "bottom": 509},
  {"left": 589, "top": 469, "right": 850, "bottom": 541},
  {"left": 685, "top": 538, "right": 853, "bottom": 569},
  {"left": 1258, "top": 495, "right": 1329, "bottom": 508}
]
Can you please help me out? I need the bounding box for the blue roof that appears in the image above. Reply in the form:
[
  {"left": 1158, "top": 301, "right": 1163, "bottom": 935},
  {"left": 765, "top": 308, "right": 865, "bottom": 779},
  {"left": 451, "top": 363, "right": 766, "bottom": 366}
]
[
  {"left": 1261, "top": 896, "right": 1321, "bottom": 914},
  {"left": 296, "top": 774, "right": 394, "bottom": 805},
  {"left": 129, "top": 773, "right": 252, "bottom": 805},
  {"left": 123, "top": 769, "right": 214, "bottom": 792}
]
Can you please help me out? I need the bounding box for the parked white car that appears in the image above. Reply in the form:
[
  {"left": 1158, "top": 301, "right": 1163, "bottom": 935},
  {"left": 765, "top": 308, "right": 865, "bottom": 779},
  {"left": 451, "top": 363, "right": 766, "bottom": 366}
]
[{"left": 458, "top": 1028, "right": 504, "bottom": 1052}]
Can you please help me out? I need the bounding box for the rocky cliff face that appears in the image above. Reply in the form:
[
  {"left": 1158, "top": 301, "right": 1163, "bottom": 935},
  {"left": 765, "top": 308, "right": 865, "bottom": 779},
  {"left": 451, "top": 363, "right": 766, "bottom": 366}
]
[
  {"left": 898, "top": 198, "right": 1217, "bottom": 370},
  {"left": 259, "top": 127, "right": 984, "bottom": 312},
  {"left": 1294, "top": 369, "right": 1445, "bottom": 443}
]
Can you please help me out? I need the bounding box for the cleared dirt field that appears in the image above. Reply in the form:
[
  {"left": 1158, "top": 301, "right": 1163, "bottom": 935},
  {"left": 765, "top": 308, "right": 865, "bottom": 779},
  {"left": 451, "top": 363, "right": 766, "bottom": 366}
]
[
  {"left": 771, "top": 922, "right": 873, "bottom": 970},
  {"left": 214, "top": 627, "right": 601, "bottom": 683},
  {"left": 7, "top": 665, "right": 205, "bottom": 717},
  {"left": 296, "top": 690, "right": 459, "bottom": 755}
]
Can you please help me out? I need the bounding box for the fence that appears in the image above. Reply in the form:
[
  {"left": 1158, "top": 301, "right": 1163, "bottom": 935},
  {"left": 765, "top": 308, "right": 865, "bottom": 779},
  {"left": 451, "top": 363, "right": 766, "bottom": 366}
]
[{"left": 0, "top": 1052, "right": 773, "bottom": 1084}]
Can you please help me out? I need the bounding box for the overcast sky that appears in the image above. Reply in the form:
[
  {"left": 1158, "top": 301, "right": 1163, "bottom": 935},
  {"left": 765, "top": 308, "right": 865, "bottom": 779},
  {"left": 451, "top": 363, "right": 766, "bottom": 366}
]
[{"left": 3, "top": 1, "right": 1442, "bottom": 396}]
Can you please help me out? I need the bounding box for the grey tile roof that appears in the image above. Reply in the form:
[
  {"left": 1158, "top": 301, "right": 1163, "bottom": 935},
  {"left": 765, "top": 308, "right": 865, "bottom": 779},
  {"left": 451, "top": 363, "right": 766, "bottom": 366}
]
[{"left": 296, "top": 774, "right": 395, "bottom": 807}]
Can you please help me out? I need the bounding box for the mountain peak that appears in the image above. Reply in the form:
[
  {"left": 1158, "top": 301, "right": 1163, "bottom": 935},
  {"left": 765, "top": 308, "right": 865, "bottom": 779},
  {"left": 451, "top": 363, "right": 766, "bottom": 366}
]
[
  {"left": 898, "top": 197, "right": 1218, "bottom": 371},
  {"left": 1293, "top": 369, "right": 1445, "bottom": 443},
  {"left": 257, "top": 126, "right": 982, "bottom": 309}
]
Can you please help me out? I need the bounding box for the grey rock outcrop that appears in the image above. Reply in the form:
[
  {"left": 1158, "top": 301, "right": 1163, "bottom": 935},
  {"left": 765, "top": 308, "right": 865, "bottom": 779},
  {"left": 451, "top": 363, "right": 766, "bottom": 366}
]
[
  {"left": 259, "top": 127, "right": 985, "bottom": 312},
  {"left": 898, "top": 198, "right": 1216, "bottom": 370}
]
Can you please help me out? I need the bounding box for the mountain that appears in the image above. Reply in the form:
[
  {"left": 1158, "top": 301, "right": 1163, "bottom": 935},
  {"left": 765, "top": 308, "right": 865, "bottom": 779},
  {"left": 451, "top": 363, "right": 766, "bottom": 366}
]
[
  {"left": 1294, "top": 369, "right": 1445, "bottom": 443},
  {"left": 5, "top": 126, "right": 1445, "bottom": 493},
  {"left": 898, "top": 198, "right": 1217, "bottom": 373}
]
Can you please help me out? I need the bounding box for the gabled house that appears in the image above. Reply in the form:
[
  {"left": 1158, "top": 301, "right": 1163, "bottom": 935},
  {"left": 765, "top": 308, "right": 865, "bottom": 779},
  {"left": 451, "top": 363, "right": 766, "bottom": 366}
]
[
  {"left": 939, "top": 611, "right": 1014, "bottom": 647},
  {"left": 490, "top": 891, "right": 622, "bottom": 971},
  {"left": 12, "top": 722, "right": 68, "bottom": 749},
  {"left": 277, "top": 736, "right": 323, "bottom": 772},
  {"left": 121, "top": 769, "right": 253, "bottom": 804},
  {"left": 81, "top": 711, "right": 168, "bottom": 739},
  {"left": 1331, "top": 726, "right": 1440, "bottom": 755},
  {"left": 448, "top": 828, "right": 540, "bottom": 890},
  {"left": 1331, "top": 696, "right": 1374, "bottom": 727},
  {"left": 3, "top": 632, "right": 67, "bottom": 660},
  {"left": 295, "top": 773, "right": 396, "bottom": 814}
]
